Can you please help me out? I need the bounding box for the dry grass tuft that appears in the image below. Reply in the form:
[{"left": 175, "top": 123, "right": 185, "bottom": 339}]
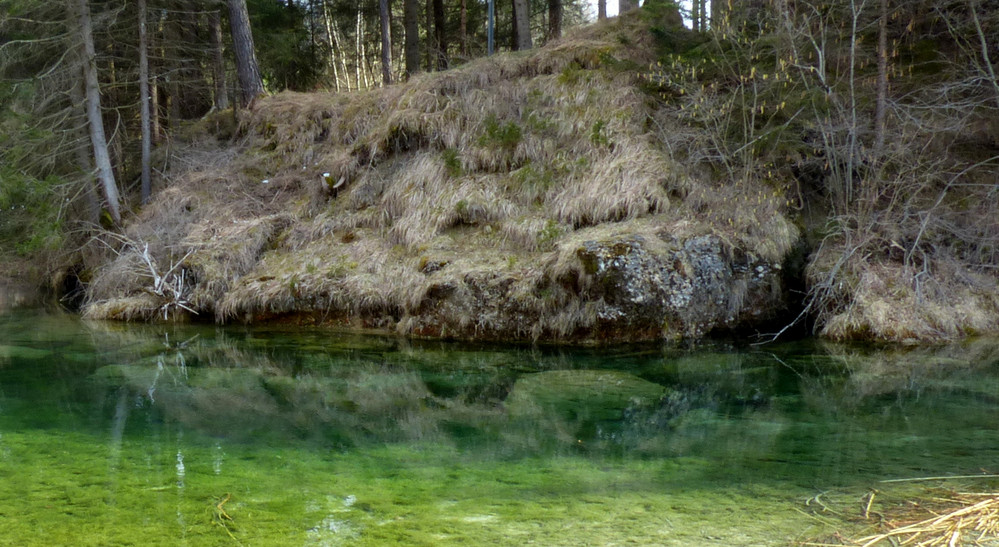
[
  {"left": 809, "top": 245, "right": 999, "bottom": 342},
  {"left": 82, "top": 293, "right": 170, "bottom": 322}
]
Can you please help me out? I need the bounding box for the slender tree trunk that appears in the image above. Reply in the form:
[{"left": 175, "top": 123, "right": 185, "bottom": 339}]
[
  {"left": 460, "top": 0, "right": 468, "bottom": 56},
  {"left": 321, "top": 0, "right": 340, "bottom": 91},
  {"left": 151, "top": 9, "right": 165, "bottom": 144},
  {"left": 700, "top": 0, "right": 707, "bottom": 29},
  {"left": 487, "top": 0, "right": 494, "bottom": 54},
  {"left": 969, "top": 0, "right": 999, "bottom": 109},
  {"left": 598, "top": 0, "right": 606, "bottom": 20},
  {"left": 548, "top": 0, "right": 561, "bottom": 40},
  {"left": 228, "top": 0, "right": 265, "bottom": 107},
  {"left": 355, "top": 8, "right": 364, "bottom": 88},
  {"left": 404, "top": 0, "right": 421, "bottom": 76},
  {"left": 514, "top": 0, "right": 531, "bottom": 50},
  {"left": 425, "top": 0, "right": 434, "bottom": 69},
  {"left": 433, "top": 0, "right": 447, "bottom": 68},
  {"left": 332, "top": 20, "right": 351, "bottom": 90},
  {"left": 74, "top": 0, "right": 122, "bottom": 224},
  {"left": 69, "top": 60, "right": 101, "bottom": 224},
  {"left": 138, "top": 0, "right": 152, "bottom": 205},
  {"left": 511, "top": 0, "right": 519, "bottom": 50},
  {"left": 210, "top": 10, "right": 229, "bottom": 110},
  {"left": 380, "top": 0, "right": 393, "bottom": 85},
  {"left": 874, "top": 0, "right": 888, "bottom": 152}
]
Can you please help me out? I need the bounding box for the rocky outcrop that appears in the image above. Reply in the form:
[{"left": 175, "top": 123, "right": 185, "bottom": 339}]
[
  {"left": 570, "top": 233, "right": 784, "bottom": 340},
  {"left": 404, "top": 225, "right": 791, "bottom": 342}
]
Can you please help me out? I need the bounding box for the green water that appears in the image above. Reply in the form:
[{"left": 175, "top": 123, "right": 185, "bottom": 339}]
[{"left": 1, "top": 305, "right": 998, "bottom": 546}]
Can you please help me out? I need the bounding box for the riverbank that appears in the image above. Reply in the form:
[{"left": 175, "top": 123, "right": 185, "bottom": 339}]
[{"left": 71, "top": 8, "right": 999, "bottom": 344}]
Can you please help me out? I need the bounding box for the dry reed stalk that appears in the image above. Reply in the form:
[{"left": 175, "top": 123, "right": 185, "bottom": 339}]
[{"left": 854, "top": 495, "right": 999, "bottom": 547}]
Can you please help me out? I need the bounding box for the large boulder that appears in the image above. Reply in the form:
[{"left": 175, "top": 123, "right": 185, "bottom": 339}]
[{"left": 568, "top": 231, "right": 785, "bottom": 340}]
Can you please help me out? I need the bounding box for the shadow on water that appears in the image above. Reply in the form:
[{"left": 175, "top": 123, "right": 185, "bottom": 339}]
[{"left": 2, "top": 302, "right": 999, "bottom": 545}]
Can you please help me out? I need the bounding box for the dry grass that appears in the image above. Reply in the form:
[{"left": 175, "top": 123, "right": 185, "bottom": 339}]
[{"left": 809, "top": 244, "right": 999, "bottom": 343}]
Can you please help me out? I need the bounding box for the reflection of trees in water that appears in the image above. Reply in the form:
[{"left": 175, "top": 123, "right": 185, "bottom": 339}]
[
  {"left": 90, "top": 332, "right": 522, "bottom": 449},
  {"left": 0, "top": 283, "right": 40, "bottom": 311},
  {"left": 83, "top": 324, "right": 999, "bottom": 463},
  {"left": 795, "top": 340, "right": 999, "bottom": 415}
]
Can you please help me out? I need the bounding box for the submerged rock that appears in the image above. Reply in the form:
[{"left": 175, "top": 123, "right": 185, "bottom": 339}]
[{"left": 506, "top": 369, "right": 666, "bottom": 421}]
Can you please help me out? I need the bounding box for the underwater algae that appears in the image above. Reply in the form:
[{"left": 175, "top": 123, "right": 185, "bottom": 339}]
[
  {"left": 0, "top": 429, "right": 836, "bottom": 546},
  {"left": 3, "top": 309, "right": 999, "bottom": 545}
]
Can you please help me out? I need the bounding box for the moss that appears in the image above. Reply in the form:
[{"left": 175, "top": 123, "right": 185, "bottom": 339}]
[
  {"left": 478, "top": 114, "right": 522, "bottom": 151},
  {"left": 537, "top": 219, "right": 565, "bottom": 249},
  {"left": 441, "top": 148, "right": 462, "bottom": 177}
]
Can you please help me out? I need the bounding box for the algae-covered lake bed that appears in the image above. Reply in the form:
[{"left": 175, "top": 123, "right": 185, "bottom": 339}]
[{"left": 1, "top": 306, "right": 998, "bottom": 546}]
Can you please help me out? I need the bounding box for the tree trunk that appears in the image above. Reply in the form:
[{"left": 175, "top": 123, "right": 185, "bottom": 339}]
[
  {"left": 514, "top": 0, "right": 531, "bottom": 50},
  {"left": 380, "top": 0, "right": 393, "bottom": 84},
  {"left": 548, "top": 0, "right": 561, "bottom": 41},
  {"left": 404, "top": 0, "right": 421, "bottom": 76},
  {"left": 332, "top": 19, "right": 351, "bottom": 90},
  {"left": 151, "top": 9, "right": 165, "bottom": 145},
  {"left": 74, "top": 0, "right": 122, "bottom": 224},
  {"left": 355, "top": 7, "right": 364, "bottom": 87},
  {"left": 68, "top": 58, "right": 101, "bottom": 224},
  {"left": 460, "top": 0, "right": 468, "bottom": 56},
  {"left": 487, "top": 0, "right": 494, "bottom": 54},
  {"left": 210, "top": 10, "right": 229, "bottom": 110},
  {"left": 138, "top": 0, "right": 152, "bottom": 205},
  {"left": 598, "top": 0, "right": 606, "bottom": 20},
  {"left": 322, "top": 1, "right": 342, "bottom": 91},
  {"left": 511, "top": 0, "right": 519, "bottom": 50},
  {"left": 425, "top": 0, "right": 434, "bottom": 69},
  {"left": 433, "top": 0, "right": 447, "bottom": 69},
  {"left": 874, "top": 0, "right": 888, "bottom": 152},
  {"left": 227, "top": 0, "right": 264, "bottom": 107}
]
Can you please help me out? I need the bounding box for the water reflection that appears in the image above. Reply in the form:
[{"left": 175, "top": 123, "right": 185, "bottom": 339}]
[{"left": 1, "top": 306, "right": 998, "bottom": 544}]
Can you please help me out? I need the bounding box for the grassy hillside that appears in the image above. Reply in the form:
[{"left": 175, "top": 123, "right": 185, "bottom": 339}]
[
  {"left": 82, "top": 12, "right": 799, "bottom": 342},
  {"left": 81, "top": 3, "right": 999, "bottom": 343}
]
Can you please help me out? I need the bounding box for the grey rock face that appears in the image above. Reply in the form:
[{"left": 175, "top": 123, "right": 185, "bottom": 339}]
[{"left": 573, "top": 233, "right": 784, "bottom": 339}]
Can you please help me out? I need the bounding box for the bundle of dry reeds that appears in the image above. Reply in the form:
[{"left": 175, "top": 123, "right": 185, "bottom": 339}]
[{"left": 854, "top": 494, "right": 999, "bottom": 547}]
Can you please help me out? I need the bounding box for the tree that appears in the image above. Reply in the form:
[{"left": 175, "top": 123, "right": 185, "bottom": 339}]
[
  {"left": 513, "top": 0, "right": 531, "bottom": 50},
  {"left": 209, "top": 9, "right": 230, "bottom": 111},
  {"left": 228, "top": 0, "right": 265, "bottom": 107},
  {"left": 74, "top": 0, "right": 122, "bottom": 223},
  {"left": 549, "top": 0, "right": 563, "bottom": 41},
  {"left": 874, "top": 0, "right": 888, "bottom": 152},
  {"left": 138, "top": 0, "right": 152, "bottom": 205},
  {"left": 404, "top": 0, "right": 421, "bottom": 76},
  {"left": 433, "top": 0, "right": 448, "bottom": 68},
  {"left": 380, "top": 0, "right": 393, "bottom": 84}
]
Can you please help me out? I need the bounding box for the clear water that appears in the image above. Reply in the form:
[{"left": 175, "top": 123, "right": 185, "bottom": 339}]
[{"left": 1, "top": 303, "right": 998, "bottom": 546}]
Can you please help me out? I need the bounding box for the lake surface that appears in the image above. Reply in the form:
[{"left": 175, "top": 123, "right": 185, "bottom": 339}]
[{"left": 1, "top": 302, "right": 998, "bottom": 545}]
